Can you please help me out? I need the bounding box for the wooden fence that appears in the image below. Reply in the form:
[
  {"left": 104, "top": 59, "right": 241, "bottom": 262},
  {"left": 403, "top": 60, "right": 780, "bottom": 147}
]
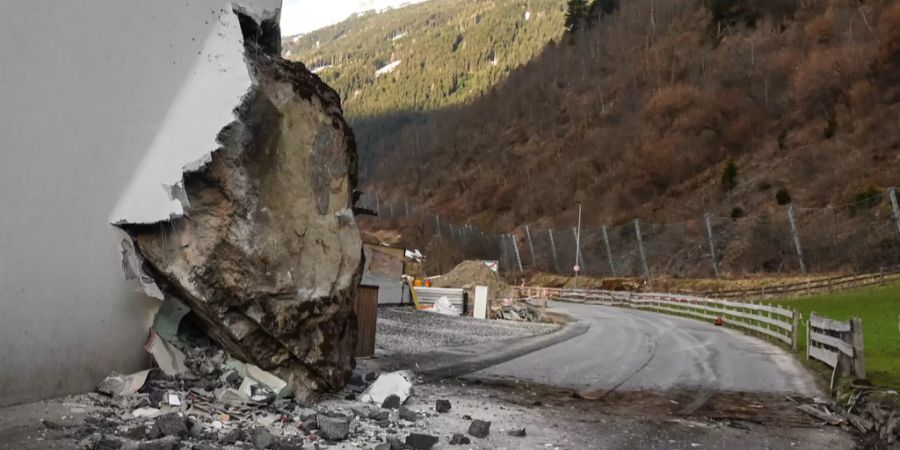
[
  {"left": 522, "top": 287, "right": 799, "bottom": 349},
  {"left": 354, "top": 285, "right": 379, "bottom": 358},
  {"left": 693, "top": 268, "right": 900, "bottom": 301},
  {"left": 808, "top": 312, "right": 866, "bottom": 379}
]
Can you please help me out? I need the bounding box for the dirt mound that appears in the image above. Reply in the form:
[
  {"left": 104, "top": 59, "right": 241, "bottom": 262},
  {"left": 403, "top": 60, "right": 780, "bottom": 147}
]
[{"left": 431, "top": 260, "right": 518, "bottom": 302}]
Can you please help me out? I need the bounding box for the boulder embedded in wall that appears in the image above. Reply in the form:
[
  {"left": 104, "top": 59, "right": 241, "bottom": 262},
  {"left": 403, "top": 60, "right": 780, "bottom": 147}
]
[{"left": 116, "top": 8, "right": 363, "bottom": 401}]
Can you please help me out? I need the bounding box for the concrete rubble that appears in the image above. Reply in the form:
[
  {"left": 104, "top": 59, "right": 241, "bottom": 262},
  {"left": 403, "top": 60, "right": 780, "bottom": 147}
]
[{"left": 115, "top": 4, "right": 363, "bottom": 403}]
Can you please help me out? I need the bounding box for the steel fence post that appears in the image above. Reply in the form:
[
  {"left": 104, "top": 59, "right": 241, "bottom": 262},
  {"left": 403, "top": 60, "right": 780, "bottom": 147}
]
[
  {"left": 602, "top": 224, "right": 616, "bottom": 276},
  {"left": 548, "top": 229, "right": 560, "bottom": 273},
  {"left": 511, "top": 234, "right": 524, "bottom": 273},
  {"left": 634, "top": 219, "right": 651, "bottom": 282},
  {"left": 786, "top": 204, "right": 807, "bottom": 274},
  {"left": 889, "top": 187, "right": 900, "bottom": 238},
  {"left": 704, "top": 213, "right": 720, "bottom": 278},
  {"left": 525, "top": 225, "right": 536, "bottom": 269}
]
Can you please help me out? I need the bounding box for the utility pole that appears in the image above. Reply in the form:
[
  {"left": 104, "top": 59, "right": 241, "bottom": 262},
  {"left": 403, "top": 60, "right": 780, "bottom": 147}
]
[
  {"left": 704, "top": 213, "right": 720, "bottom": 278},
  {"left": 404, "top": 201, "right": 409, "bottom": 218},
  {"left": 786, "top": 204, "right": 807, "bottom": 274},
  {"left": 435, "top": 215, "right": 441, "bottom": 237},
  {"left": 525, "top": 225, "right": 536, "bottom": 269},
  {"left": 634, "top": 219, "right": 650, "bottom": 282},
  {"left": 602, "top": 224, "right": 615, "bottom": 276},
  {"left": 375, "top": 194, "right": 381, "bottom": 217}
]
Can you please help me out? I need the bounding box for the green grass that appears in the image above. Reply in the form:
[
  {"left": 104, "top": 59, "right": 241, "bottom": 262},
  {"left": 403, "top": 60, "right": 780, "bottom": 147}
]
[{"left": 775, "top": 282, "right": 900, "bottom": 388}]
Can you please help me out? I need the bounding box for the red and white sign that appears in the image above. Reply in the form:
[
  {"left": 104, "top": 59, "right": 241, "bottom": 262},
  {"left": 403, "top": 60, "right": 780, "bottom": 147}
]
[{"left": 574, "top": 265, "right": 581, "bottom": 272}]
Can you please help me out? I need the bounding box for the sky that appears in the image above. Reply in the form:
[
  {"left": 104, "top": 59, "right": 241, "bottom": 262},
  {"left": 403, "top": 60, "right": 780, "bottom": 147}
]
[{"left": 280, "top": 0, "right": 428, "bottom": 36}]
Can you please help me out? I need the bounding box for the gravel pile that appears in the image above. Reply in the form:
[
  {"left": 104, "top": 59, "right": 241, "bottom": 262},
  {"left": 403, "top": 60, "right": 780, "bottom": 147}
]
[{"left": 376, "top": 307, "right": 560, "bottom": 355}]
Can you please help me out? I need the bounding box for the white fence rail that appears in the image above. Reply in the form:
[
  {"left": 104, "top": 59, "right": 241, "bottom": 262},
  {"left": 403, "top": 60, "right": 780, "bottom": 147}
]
[
  {"left": 808, "top": 312, "right": 865, "bottom": 379},
  {"left": 522, "top": 287, "right": 799, "bottom": 349}
]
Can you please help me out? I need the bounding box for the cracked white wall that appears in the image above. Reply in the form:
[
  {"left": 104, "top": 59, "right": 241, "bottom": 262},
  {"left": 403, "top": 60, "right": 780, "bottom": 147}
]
[{"left": 0, "top": 0, "right": 280, "bottom": 406}]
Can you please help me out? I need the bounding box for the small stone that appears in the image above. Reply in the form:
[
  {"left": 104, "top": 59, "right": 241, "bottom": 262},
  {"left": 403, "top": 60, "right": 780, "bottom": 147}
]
[
  {"left": 507, "top": 428, "right": 526, "bottom": 437},
  {"left": 186, "top": 417, "right": 205, "bottom": 438},
  {"left": 368, "top": 409, "right": 390, "bottom": 421},
  {"left": 382, "top": 394, "right": 401, "bottom": 409},
  {"left": 351, "top": 404, "right": 371, "bottom": 417},
  {"left": 137, "top": 436, "right": 181, "bottom": 450},
  {"left": 399, "top": 407, "right": 417, "bottom": 422},
  {"left": 148, "top": 413, "right": 187, "bottom": 439},
  {"left": 435, "top": 399, "right": 451, "bottom": 413},
  {"left": 41, "top": 419, "right": 64, "bottom": 430},
  {"left": 365, "top": 372, "right": 379, "bottom": 382},
  {"left": 374, "top": 444, "right": 392, "bottom": 450},
  {"left": 302, "top": 418, "right": 318, "bottom": 431},
  {"left": 405, "top": 433, "right": 439, "bottom": 449},
  {"left": 386, "top": 436, "right": 404, "bottom": 449},
  {"left": 376, "top": 419, "right": 391, "bottom": 428},
  {"left": 449, "top": 433, "right": 471, "bottom": 445},
  {"left": 468, "top": 419, "right": 491, "bottom": 439},
  {"left": 461, "top": 414, "right": 472, "bottom": 420},
  {"left": 220, "top": 428, "right": 242, "bottom": 445},
  {"left": 317, "top": 415, "right": 350, "bottom": 441},
  {"left": 245, "top": 427, "right": 275, "bottom": 449}
]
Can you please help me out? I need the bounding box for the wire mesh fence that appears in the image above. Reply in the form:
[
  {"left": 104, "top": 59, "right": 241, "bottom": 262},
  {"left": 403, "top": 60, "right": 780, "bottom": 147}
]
[{"left": 358, "top": 189, "right": 900, "bottom": 278}]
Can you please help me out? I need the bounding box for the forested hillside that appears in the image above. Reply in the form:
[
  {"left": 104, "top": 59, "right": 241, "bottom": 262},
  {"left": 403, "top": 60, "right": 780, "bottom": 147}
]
[
  {"left": 283, "top": 0, "right": 566, "bottom": 170},
  {"left": 364, "top": 0, "right": 900, "bottom": 233}
]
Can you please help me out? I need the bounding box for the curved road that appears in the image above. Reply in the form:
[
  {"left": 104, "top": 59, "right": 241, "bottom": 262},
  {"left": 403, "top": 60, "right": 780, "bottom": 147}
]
[{"left": 474, "top": 302, "right": 819, "bottom": 396}]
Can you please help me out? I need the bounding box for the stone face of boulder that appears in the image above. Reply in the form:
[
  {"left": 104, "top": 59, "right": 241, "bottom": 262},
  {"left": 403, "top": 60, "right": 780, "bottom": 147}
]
[{"left": 117, "top": 10, "right": 363, "bottom": 401}]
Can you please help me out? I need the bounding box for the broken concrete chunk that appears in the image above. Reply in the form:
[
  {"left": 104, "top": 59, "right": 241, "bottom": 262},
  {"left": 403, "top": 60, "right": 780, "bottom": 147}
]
[
  {"left": 115, "top": 7, "right": 363, "bottom": 402},
  {"left": 382, "top": 394, "right": 401, "bottom": 410},
  {"left": 220, "top": 428, "right": 242, "bottom": 445},
  {"left": 360, "top": 371, "right": 413, "bottom": 406},
  {"left": 148, "top": 413, "right": 188, "bottom": 439},
  {"left": 216, "top": 387, "right": 250, "bottom": 405},
  {"left": 151, "top": 297, "right": 191, "bottom": 343},
  {"left": 449, "top": 433, "right": 471, "bottom": 445},
  {"left": 368, "top": 409, "right": 390, "bottom": 421},
  {"left": 405, "top": 433, "right": 439, "bottom": 449},
  {"left": 435, "top": 399, "right": 451, "bottom": 413},
  {"left": 468, "top": 419, "right": 491, "bottom": 438},
  {"left": 507, "top": 428, "right": 527, "bottom": 437},
  {"left": 399, "top": 407, "right": 418, "bottom": 422},
  {"left": 245, "top": 427, "right": 275, "bottom": 449},
  {"left": 144, "top": 330, "right": 187, "bottom": 376},
  {"left": 132, "top": 407, "right": 162, "bottom": 420},
  {"left": 316, "top": 415, "right": 350, "bottom": 441},
  {"left": 97, "top": 370, "right": 150, "bottom": 397}
]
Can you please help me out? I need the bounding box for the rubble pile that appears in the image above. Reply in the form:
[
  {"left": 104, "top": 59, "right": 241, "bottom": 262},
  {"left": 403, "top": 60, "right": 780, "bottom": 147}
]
[
  {"left": 793, "top": 388, "right": 900, "bottom": 447},
  {"left": 493, "top": 303, "right": 545, "bottom": 322},
  {"left": 116, "top": 6, "right": 363, "bottom": 402},
  {"left": 77, "top": 362, "right": 489, "bottom": 450},
  {"left": 430, "top": 260, "right": 518, "bottom": 303}
]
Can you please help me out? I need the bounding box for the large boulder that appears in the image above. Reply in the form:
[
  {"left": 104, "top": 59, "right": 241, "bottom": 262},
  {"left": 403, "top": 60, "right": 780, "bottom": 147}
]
[{"left": 117, "top": 9, "right": 363, "bottom": 401}]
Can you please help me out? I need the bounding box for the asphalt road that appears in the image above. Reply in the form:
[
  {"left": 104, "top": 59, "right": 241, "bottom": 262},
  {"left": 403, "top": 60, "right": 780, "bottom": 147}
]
[{"left": 474, "top": 302, "right": 820, "bottom": 396}]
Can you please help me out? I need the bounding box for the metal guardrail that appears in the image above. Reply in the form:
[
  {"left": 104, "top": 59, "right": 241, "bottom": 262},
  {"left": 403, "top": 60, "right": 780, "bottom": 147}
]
[
  {"left": 522, "top": 287, "right": 799, "bottom": 349},
  {"left": 808, "top": 312, "right": 865, "bottom": 379}
]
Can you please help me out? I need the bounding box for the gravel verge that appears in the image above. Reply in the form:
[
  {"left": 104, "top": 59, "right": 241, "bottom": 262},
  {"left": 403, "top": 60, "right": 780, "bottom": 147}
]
[{"left": 376, "top": 307, "right": 560, "bottom": 355}]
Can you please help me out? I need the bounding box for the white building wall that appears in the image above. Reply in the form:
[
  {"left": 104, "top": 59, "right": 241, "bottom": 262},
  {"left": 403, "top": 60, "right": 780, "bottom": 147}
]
[{"left": 0, "top": 0, "right": 279, "bottom": 406}]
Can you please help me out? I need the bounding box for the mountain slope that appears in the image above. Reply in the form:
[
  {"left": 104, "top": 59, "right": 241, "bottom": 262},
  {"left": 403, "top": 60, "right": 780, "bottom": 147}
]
[
  {"left": 283, "top": 0, "right": 566, "bottom": 117},
  {"left": 363, "top": 0, "right": 900, "bottom": 233}
]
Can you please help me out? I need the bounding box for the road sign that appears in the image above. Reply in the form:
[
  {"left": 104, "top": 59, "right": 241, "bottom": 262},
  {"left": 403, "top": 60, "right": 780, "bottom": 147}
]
[{"left": 574, "top": 265, "right": 581, "bottom": 272}]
